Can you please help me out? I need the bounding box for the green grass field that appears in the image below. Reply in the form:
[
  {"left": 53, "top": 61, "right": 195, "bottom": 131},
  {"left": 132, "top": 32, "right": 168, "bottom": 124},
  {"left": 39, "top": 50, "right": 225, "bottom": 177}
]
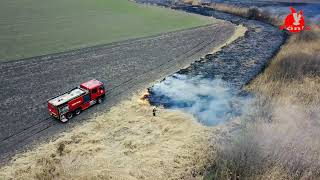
[{"left": 0, "top": 0, "right": 212, "bottom": 62}]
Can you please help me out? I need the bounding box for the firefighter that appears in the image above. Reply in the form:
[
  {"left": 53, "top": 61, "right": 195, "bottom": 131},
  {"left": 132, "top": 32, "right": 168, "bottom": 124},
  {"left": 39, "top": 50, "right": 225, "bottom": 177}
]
[{"left": 152, "top": 107, "right": 157, "bottom": 117}]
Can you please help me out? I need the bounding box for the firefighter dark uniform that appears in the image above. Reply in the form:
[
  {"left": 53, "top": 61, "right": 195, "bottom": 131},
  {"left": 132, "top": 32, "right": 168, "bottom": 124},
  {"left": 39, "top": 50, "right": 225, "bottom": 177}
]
[{"left": 153, "top": 107, "right": 157, "bottom": 117}]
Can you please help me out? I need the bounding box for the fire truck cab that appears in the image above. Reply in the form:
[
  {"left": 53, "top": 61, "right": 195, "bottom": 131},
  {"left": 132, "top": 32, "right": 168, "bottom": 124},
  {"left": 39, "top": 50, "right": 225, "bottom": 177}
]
[{"left": 47, "top": 79, "right": 106, "bottom": 122}]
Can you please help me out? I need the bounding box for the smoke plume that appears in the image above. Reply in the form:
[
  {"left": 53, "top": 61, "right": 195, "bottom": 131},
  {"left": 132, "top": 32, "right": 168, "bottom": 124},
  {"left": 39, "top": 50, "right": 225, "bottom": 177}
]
[{"left": 149, "top": 74, "right": 252, "bottom": 126}]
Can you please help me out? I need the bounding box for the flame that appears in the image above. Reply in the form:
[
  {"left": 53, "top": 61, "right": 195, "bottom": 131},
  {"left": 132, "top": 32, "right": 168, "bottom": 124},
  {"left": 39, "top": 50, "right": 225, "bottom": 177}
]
[{"left": 138, "top": 89, "right": 151, "bottom": 105}]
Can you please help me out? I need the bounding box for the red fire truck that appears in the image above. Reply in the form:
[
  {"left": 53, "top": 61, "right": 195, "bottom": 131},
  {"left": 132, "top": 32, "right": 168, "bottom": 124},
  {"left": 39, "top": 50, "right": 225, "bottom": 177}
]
[{"left": 47, "top": 79, "right": 106, "bottom": 122}]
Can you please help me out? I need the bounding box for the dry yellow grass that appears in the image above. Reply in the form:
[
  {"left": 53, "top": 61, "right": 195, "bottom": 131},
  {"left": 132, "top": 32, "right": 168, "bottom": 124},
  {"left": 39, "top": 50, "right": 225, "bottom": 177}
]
[
  {"left": 181, "top": 0, "right": 201, "bottom": 6},
  {"left": 210, "top": 29, "right": 320, "bottom": 179},
  {"left": 248, "top": 29, "right": 320, "bottom": 105},
  {"left": 1, "top": 2, "right": 318, "bottom": 178},
  {"left": 177, "top": 0, "right": 248, "bottom": 17},
  {"left": 205, "top": 3, "right": 248, "bottom": 17},
  {"left": 189, "top": 4, "right": 320, "bottom": 179},
  {"left": 0, "top": 95, "right": 220, "bottom": 180},
  {"left": 200, "top": 2, "right": 282, "bottom": 26},
  {"left": 0, "top": 14, "right": 248, "bottom": 179}
]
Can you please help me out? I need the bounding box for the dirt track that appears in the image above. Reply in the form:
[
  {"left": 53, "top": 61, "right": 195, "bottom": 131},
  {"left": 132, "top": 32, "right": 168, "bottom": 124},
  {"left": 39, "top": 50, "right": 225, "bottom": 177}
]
[{"left": 0, "top": 23, "right": 235, "bottom": 162}]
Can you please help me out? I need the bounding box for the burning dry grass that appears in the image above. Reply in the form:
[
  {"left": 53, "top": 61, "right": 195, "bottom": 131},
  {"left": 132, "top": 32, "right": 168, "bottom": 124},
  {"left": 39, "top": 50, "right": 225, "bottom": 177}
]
[
  {"left": 209, "top": 29, "right": 320, "bottom": 179},
  {"left": 0, "top": 95, "right": 219, "bottom": 180},
  {"left": 180, "top": 3, "right": 320, "bottom": 178},
  {"left": 0, "top": 12, "right": 248, "bottom": 179}
]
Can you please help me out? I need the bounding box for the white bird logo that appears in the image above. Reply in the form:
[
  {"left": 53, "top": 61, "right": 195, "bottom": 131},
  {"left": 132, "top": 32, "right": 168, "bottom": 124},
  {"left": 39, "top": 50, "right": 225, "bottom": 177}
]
[{"left": 290, "top": 7, "right": 303, "bottom": 26}]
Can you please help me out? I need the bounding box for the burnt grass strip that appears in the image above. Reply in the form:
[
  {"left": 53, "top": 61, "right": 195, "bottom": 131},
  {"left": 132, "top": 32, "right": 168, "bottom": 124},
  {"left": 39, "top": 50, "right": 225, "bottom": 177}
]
[
  {"left": 145, "top": 3, "right": 287, "bottom": 120},
  {"left": 173, "top": 5, "right": 287, "bottom": 88}
]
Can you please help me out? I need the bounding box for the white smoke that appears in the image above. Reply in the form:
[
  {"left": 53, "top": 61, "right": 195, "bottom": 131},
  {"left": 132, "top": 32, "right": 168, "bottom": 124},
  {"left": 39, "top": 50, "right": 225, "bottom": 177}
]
[{"left": 150, "top": 74, "right": 252, "bottom": 125}]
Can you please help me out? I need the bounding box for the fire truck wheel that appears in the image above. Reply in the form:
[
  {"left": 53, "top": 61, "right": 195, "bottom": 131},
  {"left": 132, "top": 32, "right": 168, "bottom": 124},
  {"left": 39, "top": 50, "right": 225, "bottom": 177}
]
[
  {"left": 75, "top": 109, "right": 81, "bottom": 115},
  {"left": 66, "top": 112, "right": 73, "bottom": 120},
  {"left": 97, "top": 97, "right": 103, "bottom": 104}
]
